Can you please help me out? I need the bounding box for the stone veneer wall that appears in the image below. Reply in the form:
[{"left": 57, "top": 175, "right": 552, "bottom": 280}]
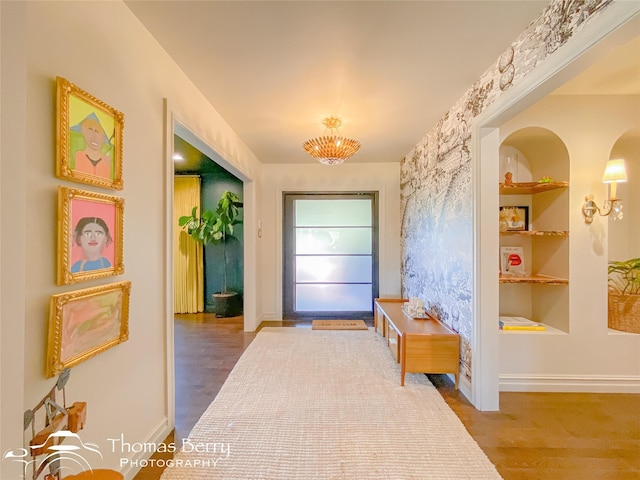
[{"left": 400, "top": 0, "right": 613, "bottom": 383}]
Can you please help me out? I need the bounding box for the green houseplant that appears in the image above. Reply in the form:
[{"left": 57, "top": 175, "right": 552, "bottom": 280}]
[
  {"left": 179, "top": 190, "right": 243, "bottom": 316},
  {"left": 607, "top": 257, "right": 640, "bottom": 333}
]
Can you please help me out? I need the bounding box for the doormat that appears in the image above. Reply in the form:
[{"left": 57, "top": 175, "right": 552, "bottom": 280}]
[{"left": 311, "top": 319, "right": 368, "bottom": 330}]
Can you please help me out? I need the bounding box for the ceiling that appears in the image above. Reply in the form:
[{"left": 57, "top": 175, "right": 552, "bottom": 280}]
[
  {"left": 125, "top": 1, "right": 637, "bottom": 165},
  {"left": 174, "top": 134, "right": 229, "bottom": 174},
  {"left": 551, "top": 34, "right": 640, "bottom": 96}
]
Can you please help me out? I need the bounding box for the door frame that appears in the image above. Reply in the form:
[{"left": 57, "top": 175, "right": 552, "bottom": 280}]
[
  {"left": 282, "top": 191, "right": 380, "bottom": 320},
  {"left": 163, "top": 99, "right": 258, "bottom": 434}
]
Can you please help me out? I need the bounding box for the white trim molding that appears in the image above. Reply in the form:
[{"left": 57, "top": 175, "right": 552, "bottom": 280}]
[
  {"left": 122, "top": 417, "right": 172, "bottom": 480},
  {"left": 500, "top": 374, "right": 640, "bottom": 393},
  {"left": 457, "top": 372, "right": 473, "bottom": 403}
]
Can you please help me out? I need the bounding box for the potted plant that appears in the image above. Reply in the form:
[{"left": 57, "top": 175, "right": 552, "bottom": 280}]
[
  {"left": 178, "top": 190, "right": 243, "bottom": 316},
  {"left": 607, "top": 257, "right": 640, "bottom": 333}
]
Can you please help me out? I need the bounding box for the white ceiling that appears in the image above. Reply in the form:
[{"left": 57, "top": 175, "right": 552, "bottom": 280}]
[
  {"left": 551, "top": 34, "right": 640, "bottom": 96},
  {"left": 124, "top": 1, "right": 633, "bottom": 165}
]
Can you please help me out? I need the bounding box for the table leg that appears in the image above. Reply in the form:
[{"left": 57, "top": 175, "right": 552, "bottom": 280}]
[{"left": 400, "top": 334, "right": 405, "bottom": 386}]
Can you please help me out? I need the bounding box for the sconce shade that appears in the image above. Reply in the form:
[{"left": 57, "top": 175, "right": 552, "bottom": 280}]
[
  {"left": 602, "top": 159, "right": 627, "bottom": 183},
  {"left": 583, "top": 158, "right": 629, "bottom": 223}
]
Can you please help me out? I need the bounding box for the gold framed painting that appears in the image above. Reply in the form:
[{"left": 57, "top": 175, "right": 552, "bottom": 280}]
[
  {"left": 46, "top": 281, "right": 131, "bottom": 378},
  {"left": 56, "top": 76, "right": 124, "bottom": 190},
  {"left": 57, "top": 186, "right": 124, "bottom": 285}
]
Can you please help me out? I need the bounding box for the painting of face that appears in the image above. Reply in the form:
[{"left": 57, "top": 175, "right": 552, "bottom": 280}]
[
  {"left": 80, "top": 118, "right": 108, "bottom": 156},
  {"left": 56, "top": 77, "right": 124, "bottom": 189},
  {"left": 78, "top": 221, "right": 109, "bottom": 260},
  {"left": 58, "top": 186, "right": 124, "bottom": 285},
  {"left": 70, "top": 214, "right": 114, "bottom": 274}
]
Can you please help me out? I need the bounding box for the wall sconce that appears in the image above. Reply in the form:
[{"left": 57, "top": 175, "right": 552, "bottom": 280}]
[{"left": 582, "top": 159, "right": 627, "bottom": 224}]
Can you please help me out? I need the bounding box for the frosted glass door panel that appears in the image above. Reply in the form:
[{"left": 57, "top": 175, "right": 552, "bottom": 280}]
[
  {"left": 296, "top": 228, "right": 372, "bottom": 254},
  {"left": 296, "top": 284, "right": 373, "bottom": 311},
  {"left": 296, "top": 256, "right": 372, "bottom": 283},
  {"left": 296, "top": 200, "right": 372, "bottom": 226},
  {"left": 285, "top": 194, "right": 376, "bottom": 316}
]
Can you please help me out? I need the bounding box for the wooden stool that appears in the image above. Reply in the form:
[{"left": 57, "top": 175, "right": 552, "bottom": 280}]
[{"left": 63, "top": 470, "right": 123, "bottom": 480}]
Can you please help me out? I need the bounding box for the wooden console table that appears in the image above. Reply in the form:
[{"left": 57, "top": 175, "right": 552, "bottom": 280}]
[{"left": 374, "top": 298, "right": 460, "bottom": 388}]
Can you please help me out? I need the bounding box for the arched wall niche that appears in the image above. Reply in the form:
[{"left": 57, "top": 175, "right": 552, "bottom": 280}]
[
  {"left": 500, "top": 127, "right": 569, "bottom": 185},
  {"left": 608, "top": 127, "right": 640, "bottom": 262},
  {"left": 498, "top": 127, "right": 570, "bottom": 335}
]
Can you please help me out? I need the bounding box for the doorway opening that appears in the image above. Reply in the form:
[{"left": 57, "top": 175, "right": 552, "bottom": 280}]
[{"left": 173, "top": 133, "right": 244, "bottom": 316}]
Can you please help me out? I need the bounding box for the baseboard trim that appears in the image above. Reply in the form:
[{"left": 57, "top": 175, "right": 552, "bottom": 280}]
[
  {"left": 499, "top": 374, "right": 640, "bottom": 393},
  {"left": 257, "top": 320, "right": 283, "bottom": 331},
  {"left": 457, "top": 373, "right": 473, "bottom": 404},
  {"left": 121, "top": 417, "right": 173, "bottom": 480}
]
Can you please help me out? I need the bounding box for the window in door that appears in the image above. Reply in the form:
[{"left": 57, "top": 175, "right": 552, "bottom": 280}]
[{"left": 283, "top": 192, "right": 379, "bottom": 320}]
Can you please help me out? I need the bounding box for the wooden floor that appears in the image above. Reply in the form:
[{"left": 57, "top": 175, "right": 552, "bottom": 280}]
[{"left": 135, "top": 314, "right": 639, "bottom": 480}]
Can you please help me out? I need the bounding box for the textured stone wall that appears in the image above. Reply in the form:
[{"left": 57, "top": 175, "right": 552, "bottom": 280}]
[{"left": 400, "top": 0, "right": 612, "bottom": 383}]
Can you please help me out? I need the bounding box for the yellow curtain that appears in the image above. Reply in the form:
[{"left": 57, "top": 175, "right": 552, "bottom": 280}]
[{"left": 174, "top": 177, "right": 204, "bottom": 313}]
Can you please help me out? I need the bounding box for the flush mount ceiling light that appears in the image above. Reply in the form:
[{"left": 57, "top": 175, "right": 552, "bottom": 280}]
[{"left": 302, "top": 116, "right": 360, "bottom": 165}]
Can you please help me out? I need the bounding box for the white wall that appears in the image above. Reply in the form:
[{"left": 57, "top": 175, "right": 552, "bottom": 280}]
[
  {"left": 498, "top": 94, "right": 640, "bottom": 388},
  {"left": 259, "top": 163, "right": 401, "bottom": 322},
  {"left": 0, "top": 3, "right": 27, "bottom": 478},
  {"left": 1, "top": 2, "right": 260, "bottom": 477},
  {"left": 609, "top": 129, "right": 640, "bottom": 260}
]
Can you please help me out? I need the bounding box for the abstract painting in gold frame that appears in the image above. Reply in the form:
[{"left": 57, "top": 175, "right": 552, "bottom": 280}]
[
  {"left": 56, "top": 76, "right": 124, "bottom": 190},
  {"left": 57, "top": 186, "right": 124, "bottom": 285},
  {"left": 46, "top": 281, "right": 131, "bottom": 378}
]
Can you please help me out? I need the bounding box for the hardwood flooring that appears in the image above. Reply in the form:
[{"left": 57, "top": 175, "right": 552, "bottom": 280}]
[
  {"left": 430, "top": 375, "right": 640, "bottom": 480},
  {"left": 173, "top": 313, "right": 256, "bottom": 443},
  {"left": 135, "top": 314, "right": 639, "bottom": 480}
]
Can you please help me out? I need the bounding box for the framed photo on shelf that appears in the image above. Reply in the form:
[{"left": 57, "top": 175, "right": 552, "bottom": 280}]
[
  {"left": 500, "top": 246, "right": 526, "bottom": 276},
  {"left": 499, "top": 205, "right": 529, "bottom": 231},
  {"left": 56, "top": 76, "right": 124, "bottom": 190},
  {"left": 46, "top": 281, "right": 131, "bottom": 377},
  {"left": 57, "top": 186, "right": 124, "bottom": 285}
]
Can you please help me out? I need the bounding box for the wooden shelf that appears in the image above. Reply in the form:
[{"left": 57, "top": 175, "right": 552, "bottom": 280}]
[
  {"left": 500, "top": 230, "right": 569, "bottom": 237},
  {"left": 499, "top": 322, "right": 567, "bottom": 334},
  {"left": 499, "top": 274, "right": 568, "bottom": 285},
  {"left": 499, "top": 181, "right": 569, "bottom": 195}
]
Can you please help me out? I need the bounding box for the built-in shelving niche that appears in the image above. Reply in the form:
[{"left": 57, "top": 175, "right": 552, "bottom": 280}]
[{"left": 499, "top": 128, "right": 570, "bottom": 334}]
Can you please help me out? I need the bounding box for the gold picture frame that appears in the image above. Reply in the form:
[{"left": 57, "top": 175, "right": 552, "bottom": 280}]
[
  {"left": 46, "top": 281, "right": 131, "bottom": 378},
  {"left": 57, "top": 186, "right": 124, "bottom": 285},
  {"left": 56, "top": 76, "right": 124, "bottom": 190}
]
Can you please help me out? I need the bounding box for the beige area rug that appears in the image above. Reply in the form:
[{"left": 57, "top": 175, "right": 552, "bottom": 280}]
[
  {"left": 311, "top": 319, "right": 368, "bottom": 330},
  {"left": 160, "top": 328, "right": 502, "bottom": 480}
]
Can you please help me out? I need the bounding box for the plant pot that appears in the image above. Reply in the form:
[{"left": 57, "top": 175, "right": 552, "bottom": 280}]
[
  {"left": 608, "top": 292, "right": 640, "bottom": 334},
  {"left": 211, "top": 291, "right": 242, "bottom": 318}
]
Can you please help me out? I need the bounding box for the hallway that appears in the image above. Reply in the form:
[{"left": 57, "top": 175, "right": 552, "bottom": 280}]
[{"left": 135, "top": 315, "right": 639, "bottom": 480}]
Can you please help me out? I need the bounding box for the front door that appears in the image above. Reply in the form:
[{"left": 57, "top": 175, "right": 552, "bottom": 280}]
[{"left": 283, "top": 192, "right": 379, "bottom": 320}]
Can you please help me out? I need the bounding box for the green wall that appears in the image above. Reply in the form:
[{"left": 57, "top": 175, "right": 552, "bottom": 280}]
[{"left": 201, "top": 173, "right": 244, "bottom": 312}]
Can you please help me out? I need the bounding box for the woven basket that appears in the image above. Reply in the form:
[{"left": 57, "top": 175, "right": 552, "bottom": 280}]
[{"left": 608, "top": 292, "right": 640, "bottom": 334}]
